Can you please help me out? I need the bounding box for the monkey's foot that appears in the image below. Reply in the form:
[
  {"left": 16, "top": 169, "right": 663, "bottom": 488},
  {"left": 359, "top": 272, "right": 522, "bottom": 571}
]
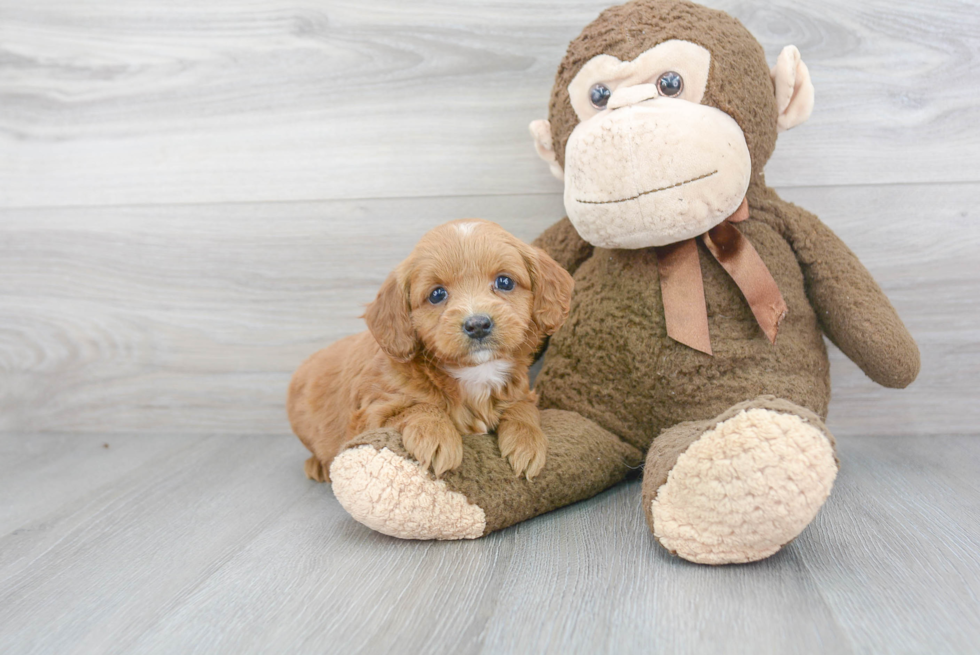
[
  {"left": 330, "top": 429, "right": 485, "bottom": 540},
  {"left": 329, "top": 410, "right": 641, "bottom": 540},
  {"left": 642, "top": 396, "right": 838, "bottom": 565}
]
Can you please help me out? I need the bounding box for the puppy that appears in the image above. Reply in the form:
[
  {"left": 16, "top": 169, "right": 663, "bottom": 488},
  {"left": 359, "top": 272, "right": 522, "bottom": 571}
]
[{"left": 287, "top": 219, "right": 575, "bottom": 482}]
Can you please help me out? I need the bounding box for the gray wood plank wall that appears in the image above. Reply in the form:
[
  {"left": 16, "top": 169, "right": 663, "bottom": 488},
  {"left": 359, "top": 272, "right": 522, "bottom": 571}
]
[{"left": 2, "top": 0, "right": 978, "bottom": 438}]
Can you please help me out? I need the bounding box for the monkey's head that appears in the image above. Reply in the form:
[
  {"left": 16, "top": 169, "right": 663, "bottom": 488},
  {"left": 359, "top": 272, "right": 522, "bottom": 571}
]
[{"left": 530, "top": 0, "right": 814, "bottom": 249}]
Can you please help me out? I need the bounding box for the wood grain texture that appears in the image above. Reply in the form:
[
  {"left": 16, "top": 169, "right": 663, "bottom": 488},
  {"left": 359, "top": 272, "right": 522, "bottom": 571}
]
[
  {"left": 1, "top": 0, "right": 979, "bottom": 208},
  {"left": 0, "top": 433, "right": 205, "bottom": 536},
  {"left": 1, "top": 433, "right": 978, "bottom": 654},
  {"left": 1, "top": 183, "right": 976, "bottom": 437},
  {"left": 0, "top": 193, "right": 563, "bottom": 435}
]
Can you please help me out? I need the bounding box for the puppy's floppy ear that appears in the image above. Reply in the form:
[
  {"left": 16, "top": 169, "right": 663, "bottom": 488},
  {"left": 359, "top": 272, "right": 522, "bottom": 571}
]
[
  {"left": 525, "top": 245, "right": 575, "bottom": 336},
  {"left": 364, "top": 271, "right": 418, "bottom": 362}
]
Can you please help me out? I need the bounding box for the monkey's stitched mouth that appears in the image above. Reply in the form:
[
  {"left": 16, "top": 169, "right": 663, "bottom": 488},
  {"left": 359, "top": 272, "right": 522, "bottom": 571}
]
[{"left": 575, "top": 170, "right": 718, "bottom": 205}]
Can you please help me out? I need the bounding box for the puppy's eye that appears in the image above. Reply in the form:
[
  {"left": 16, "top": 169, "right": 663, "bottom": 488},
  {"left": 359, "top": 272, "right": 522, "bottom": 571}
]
[
  {"left": 428, "top": 287, "right": 448, "bottom": 304},
  {"left": 657, "top": 71, "right": 683, "bottom": 97},
  {"left": 589, "top": 83, "right": 611, "bottom": 109},
  {"left": 494, "top": 275, "right": 515, "bottom": 292}
]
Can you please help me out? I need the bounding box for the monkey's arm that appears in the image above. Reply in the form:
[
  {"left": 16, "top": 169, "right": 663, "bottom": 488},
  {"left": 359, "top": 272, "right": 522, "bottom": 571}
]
[
  {"left": 755, "top": 190, "right": 919, "bottom": 388},
  {"left": 532, "top": 217, "right": 595, "bottom": 275}
]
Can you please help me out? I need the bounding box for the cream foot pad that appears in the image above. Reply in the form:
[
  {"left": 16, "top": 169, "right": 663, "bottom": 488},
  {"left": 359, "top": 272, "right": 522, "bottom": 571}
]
[
  {"left": 330, "top": 445, "right": 486, "bottom": 540},
  {"left": 651, "top": 408, "right": 837, "bottom": 565}
]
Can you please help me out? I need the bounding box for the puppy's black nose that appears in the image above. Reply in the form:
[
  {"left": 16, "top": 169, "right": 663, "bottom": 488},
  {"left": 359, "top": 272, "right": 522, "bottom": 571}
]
[{"left": 463, "top": 314, "right": 493, "bottom": 340}]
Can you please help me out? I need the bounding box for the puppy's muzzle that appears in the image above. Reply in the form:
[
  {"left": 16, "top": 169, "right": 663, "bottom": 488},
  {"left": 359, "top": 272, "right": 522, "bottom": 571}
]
[{"left": 462, "top": 314, "right": 493, "bottom": 340}]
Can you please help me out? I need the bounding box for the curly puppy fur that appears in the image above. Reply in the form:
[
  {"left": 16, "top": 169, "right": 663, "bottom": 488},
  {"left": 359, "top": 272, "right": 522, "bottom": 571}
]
[{"left": 287, "top": 219, "right": 574, "bottom": 481}]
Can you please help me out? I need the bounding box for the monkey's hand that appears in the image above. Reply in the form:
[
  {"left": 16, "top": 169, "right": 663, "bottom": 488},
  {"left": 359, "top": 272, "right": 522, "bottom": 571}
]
[{"left": 755, "top": 188, "right": 920, "bottom": 389}]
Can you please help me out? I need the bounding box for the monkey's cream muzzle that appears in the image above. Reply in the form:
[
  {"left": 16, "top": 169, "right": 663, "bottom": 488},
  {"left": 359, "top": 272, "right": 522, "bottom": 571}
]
[{"left": 563, "top": 95, "right": 751, "bottom": 249}]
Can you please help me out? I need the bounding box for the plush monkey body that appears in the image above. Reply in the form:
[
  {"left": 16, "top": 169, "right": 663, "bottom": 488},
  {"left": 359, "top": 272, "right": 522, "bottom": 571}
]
[
  {"left": 534, "top": 210, "right": 831, "bottom": 454},
  {"left": 325, "top": 0, "right": 919, "bottom": 564}
]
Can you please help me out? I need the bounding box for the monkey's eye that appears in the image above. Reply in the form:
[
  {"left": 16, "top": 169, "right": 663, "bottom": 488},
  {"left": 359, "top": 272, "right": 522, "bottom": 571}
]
[
  {"left": 428, "top": 287, "right": 448, "bottom": 304},
  {"left": 657, "top": 71, "right": 683, "bottom": 97},
  {"left": 494, "top": 275, "right": 515, "bottom": 292},
  {"left": 589, "top": 83, "right": 611, "bottom": 109}
]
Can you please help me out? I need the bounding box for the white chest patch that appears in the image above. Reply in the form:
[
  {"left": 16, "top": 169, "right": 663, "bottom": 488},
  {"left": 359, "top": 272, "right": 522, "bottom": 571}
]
[{"left": 447, "top": 360, "right": 513, "bottom": 400}]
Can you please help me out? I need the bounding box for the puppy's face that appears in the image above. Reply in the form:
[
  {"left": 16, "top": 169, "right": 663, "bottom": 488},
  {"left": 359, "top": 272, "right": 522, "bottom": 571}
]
[
  {"left": 409, "top": 221, "right": 535, "bottom": 366},
  {"left": 365, "top": 220, "right": 574, "bottom": 367}
]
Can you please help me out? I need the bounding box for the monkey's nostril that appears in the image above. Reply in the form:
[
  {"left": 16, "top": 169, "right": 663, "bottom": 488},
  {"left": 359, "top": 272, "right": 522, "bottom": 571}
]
[{"left": 463, "top": 314, "right": 494, "bottom": 340}]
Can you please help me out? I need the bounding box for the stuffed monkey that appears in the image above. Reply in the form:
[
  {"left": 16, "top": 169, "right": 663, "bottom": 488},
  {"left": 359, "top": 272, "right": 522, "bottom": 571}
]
[{"left": 325, "top": 0, "right": 919, "bottom": 564}]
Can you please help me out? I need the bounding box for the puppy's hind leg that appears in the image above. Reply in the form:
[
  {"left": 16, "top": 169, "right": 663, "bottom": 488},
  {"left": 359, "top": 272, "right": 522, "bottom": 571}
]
[
  {"left": 287, "top": 339, "right": 355, "bottom": 484},
  {"left": 303, "top": 437, "right": 349, "bottom": 483},
  {"left": 305, "top": 456, "right": 330, "bottom": 483}
]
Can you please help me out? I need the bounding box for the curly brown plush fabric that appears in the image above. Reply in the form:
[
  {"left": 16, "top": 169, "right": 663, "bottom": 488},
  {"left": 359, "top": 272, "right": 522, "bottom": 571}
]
[{"left": 533, "top": 210, "right": 833, "bottom": 452}]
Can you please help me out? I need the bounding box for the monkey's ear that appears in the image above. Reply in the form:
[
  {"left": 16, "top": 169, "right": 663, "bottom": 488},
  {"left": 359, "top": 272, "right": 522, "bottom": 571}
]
[
  {"left": 364, "top": 271, "right": 418, "bottom": 362},
  {"left": 770, "top": 45, "right": 814, "bottom": 133},
  {"left": 529, "top": 120, "right": 565, "bottom": 182},
  {"left": 525, "top": 245, "right": 575, "bottom": 336}
]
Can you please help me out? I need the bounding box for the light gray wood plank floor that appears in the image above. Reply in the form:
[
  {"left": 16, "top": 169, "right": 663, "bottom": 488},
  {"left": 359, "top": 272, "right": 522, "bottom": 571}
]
[{"left": 1, "top": 432, "right": 978, "bottom": 654}]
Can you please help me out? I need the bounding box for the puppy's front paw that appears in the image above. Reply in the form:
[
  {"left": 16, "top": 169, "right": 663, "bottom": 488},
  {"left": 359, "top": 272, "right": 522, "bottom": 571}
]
[
  {"left": 401, "top": 419, "right": 464, "bottom": 478},
  {"left": 498, "top": 421, "right": 547, "bottom": 480}
]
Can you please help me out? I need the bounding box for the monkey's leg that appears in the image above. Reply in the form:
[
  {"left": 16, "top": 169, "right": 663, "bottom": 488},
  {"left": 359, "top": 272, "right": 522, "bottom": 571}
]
[
  {"left": 328, "top": 410, "right": 643, "bottom": 540},
  {"left": 642, "top": 395, "right": 838, "bottom": 565}
]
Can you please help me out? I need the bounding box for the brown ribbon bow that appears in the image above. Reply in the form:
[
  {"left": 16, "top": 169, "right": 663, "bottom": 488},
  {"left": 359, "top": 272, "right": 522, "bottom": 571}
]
[{"left": 654, "top": 198, "right": 787, "bottom": 355}]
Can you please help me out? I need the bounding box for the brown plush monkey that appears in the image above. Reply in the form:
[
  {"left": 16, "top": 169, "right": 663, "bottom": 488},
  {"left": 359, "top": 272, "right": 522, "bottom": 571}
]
[{"left": 325, "top": 0, "right": 919, "bottom": 564}]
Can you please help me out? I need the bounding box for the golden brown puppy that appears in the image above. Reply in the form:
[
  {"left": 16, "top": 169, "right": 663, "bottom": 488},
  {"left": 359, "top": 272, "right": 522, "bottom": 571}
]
[{"left": 287, "top": 219, "right": 575, "bottom": 482}]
